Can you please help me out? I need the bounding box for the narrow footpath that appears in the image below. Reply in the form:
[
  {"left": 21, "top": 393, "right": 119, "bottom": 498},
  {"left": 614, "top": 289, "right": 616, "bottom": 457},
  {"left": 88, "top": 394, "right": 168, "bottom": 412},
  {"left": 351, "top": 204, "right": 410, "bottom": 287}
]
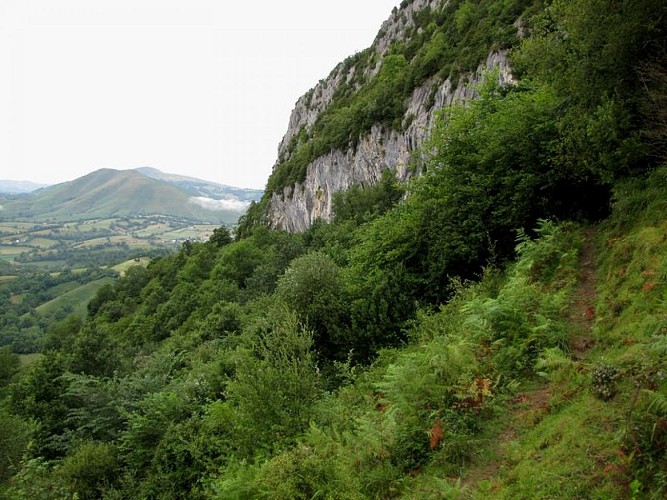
[{"left": 459, "top": 226, "right": 598, "bottom": 494}]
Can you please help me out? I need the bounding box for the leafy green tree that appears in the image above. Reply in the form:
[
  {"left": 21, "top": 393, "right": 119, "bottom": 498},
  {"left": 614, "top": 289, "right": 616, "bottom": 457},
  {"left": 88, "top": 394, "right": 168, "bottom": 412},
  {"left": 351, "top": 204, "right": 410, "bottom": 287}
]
[
  {"left": 3, "top": 458, "right": 69, "bottom": 500},
  {"left": 227, "top": 312, "right": 322, "bottom": 456},
  {"left": 153, "top": 282, "right": 200, "bottom": 339},
  {"left": 302, "top": 218, "right": 358, "bottom": 266},
  {"left": 209, "top": 226, "right": 233, "bottom": 247},
  {"left": 177, "top": 242, "right": 218, "bottom": 283},
  {"left": 61, "top": 374, "right": 126, "bottom": 443},
  {"left": 120, "top": 390, "right": 193, "bottom": 471},
  {"left": 0, "top": 346, "right": 20, "bottom": 387},
  {"left": 140, "top": 416, "right": 215, "bottom": 499},
  {"left": 57, "top": 441, "right": 120, "bottom": 499},
  {"left": 116, "top": 264, "right": 151, "bottom": 303},
  {"left": 276, "top": 252, "right": 350, "bottom": 361},
  {"left": 69, "top": 322, "right": 122, "bottom": 377},
  {"left": 10, "top": 352, "right": 72, "bottom": 458},
  {"left": 514, "top": 0, "right": 665, "bottom": 179},
  {"left": 0, "top": 407, "right": 33, "bottom": 481},
  {"left": 332, "top": 169, "right": 404, "bottom": 226},
  {"left": 211, "top": 238, "right": 266, "bottom": 290},
  {"left": 87, "top": 283, "right": 116, "bottom": 317},
  {"left": 196, "top": 301, "right": 243, "bottom": 341}
]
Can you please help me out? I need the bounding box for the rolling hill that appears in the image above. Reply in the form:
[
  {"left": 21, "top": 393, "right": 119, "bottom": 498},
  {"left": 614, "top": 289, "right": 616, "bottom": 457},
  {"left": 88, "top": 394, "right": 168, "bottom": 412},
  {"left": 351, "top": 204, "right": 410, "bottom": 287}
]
[
  {"left": 135, "top": 167, "right": 261, "bottom": 202},
  {"left": 0, "top": 168, "right": 262, "bottom": 225}
]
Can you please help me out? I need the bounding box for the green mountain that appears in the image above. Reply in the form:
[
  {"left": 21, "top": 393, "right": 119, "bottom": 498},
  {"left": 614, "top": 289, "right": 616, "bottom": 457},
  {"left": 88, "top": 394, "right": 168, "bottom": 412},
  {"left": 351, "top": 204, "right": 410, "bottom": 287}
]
[{"left": 0, "top": 168, "right": 261, "bottom": 225}]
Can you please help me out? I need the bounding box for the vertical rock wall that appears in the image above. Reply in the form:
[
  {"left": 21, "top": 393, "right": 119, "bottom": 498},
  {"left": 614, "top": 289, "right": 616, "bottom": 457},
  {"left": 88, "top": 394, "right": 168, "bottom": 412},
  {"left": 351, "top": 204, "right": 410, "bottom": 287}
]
[{"left": 267, "top": 1, "right": 514, "bottom": 232}]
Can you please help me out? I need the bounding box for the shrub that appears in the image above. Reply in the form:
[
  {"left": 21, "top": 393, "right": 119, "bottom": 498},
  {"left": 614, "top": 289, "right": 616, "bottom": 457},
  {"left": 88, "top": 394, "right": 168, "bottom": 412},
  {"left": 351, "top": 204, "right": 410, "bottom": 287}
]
[{"left": 58, "top": 442, "right": 119, "bottom": 499}]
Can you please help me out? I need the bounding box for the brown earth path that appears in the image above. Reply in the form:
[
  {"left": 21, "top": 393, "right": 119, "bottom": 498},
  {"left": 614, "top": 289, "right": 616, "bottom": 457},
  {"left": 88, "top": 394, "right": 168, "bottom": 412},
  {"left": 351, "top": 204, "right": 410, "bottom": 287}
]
[
  {"left": 569, "top": 226, "right": 598, "bottom": 359},
  {"left": 459, "top": 226, "right": 598, "bottom": 493}
]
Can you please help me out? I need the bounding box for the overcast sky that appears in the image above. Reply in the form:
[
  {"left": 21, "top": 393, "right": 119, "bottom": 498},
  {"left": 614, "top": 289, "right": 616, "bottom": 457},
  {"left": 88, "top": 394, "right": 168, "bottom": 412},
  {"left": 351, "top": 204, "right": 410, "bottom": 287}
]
[{"left": 0, "top": 0, "right": 398, "bottom": 189}]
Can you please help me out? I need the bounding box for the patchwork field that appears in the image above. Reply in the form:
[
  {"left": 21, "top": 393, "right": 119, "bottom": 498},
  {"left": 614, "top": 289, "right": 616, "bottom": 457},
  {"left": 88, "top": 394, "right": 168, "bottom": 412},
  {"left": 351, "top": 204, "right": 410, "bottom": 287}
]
[
  {"left": 0, "top": 215, "right": 223, "bottom": 353},
  {"left": 0, "top": 215, "right": 220, "bottom": 271}
]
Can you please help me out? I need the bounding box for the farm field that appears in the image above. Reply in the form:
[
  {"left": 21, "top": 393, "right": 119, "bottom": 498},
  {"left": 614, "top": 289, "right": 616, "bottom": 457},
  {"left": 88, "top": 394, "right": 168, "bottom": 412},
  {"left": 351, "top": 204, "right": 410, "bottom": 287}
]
[
  {"left": 0, "top": 214, "right": 220, "bottom": 271},
  {"left": 0, "top": 214, "right": 223, "bottom": 353}
]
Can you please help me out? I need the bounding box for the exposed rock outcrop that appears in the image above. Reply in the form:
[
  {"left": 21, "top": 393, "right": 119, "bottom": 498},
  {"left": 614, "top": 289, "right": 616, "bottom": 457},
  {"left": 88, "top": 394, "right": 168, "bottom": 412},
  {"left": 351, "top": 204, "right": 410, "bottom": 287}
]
[{"left": 267, "top": 2, "right": 515, "bottom": 232}]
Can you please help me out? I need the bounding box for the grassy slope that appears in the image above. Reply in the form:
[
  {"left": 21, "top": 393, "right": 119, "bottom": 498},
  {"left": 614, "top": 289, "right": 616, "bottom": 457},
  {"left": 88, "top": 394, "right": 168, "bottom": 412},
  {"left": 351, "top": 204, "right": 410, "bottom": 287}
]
[
  {"left": 226, "top": 170, "right": 667, "bottom": 498},
  {"left": 456, "top": 170, "right": 667, "bottom": 499},
  {"left": 35, "top": 277, "right": 116, "bottom": 318},
  {"left": 111, "top": 257, "right": 150, "bottom": 276}
]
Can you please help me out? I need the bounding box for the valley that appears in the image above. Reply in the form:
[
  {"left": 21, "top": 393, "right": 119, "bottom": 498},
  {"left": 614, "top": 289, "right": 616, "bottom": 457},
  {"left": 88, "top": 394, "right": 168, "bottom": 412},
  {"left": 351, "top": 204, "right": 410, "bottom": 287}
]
[
  {"left": 0, "top": 215, "right": 219, "bottom": 272},
  {"left": 0, "top": 167, "right": 251, "bottom": 355},
  {"left": 0, "top": 215, "right": 221, "bottom": 354}
]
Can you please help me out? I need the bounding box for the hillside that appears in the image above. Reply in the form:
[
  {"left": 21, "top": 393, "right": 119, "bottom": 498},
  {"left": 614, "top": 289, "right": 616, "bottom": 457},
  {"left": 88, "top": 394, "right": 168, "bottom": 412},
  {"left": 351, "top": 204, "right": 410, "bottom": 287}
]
[
  {"left": 135, "top": 167, "right": 261, "bottom": 205},
  {"left": 1, "top": 0, "right": 666, "bottom": 498},
  {"left": 0, "top": 168, "right": 261, "bottom": 225}
]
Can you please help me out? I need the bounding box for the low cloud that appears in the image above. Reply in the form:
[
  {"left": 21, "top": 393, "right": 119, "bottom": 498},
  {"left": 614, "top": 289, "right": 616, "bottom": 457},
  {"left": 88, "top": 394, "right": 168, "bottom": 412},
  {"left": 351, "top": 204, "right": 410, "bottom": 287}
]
[{"left": 188, "top": 196, "right": 250, "bottom": 212}]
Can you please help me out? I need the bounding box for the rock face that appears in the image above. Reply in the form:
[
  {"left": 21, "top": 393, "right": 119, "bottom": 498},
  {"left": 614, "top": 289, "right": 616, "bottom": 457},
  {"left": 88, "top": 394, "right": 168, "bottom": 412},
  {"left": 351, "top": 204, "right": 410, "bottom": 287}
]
[{"left": 267, "top": 1, "right": 515, "bottom": 233}]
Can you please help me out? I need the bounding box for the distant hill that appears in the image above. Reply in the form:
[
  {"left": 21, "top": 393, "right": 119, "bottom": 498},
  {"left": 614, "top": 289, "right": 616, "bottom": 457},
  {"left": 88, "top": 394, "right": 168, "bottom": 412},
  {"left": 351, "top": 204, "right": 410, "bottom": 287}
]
[
  {"left": 135, "top": 167, "right": 261, "bottom": 202},
  {"left": 0, "top": 168, "right": 262, "bottom": 225},
  {"left": 0, "top": 180, "right": 50, "bottom": 194}
]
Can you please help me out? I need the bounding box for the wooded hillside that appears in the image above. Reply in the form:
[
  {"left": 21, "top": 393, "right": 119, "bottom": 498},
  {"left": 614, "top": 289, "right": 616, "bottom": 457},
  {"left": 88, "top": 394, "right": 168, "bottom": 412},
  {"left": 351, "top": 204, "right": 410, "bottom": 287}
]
[{"left": 1, "top": 0, "right": 666, "bottom": 497}]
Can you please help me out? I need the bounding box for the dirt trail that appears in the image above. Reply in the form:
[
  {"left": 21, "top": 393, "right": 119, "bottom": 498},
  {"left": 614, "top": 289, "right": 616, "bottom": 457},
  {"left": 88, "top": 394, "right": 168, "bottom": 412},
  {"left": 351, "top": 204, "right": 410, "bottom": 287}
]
[
  {"left": 459, "top": 227, "right": 598, "bottom": 492},
  {"left": 569, "top": 227, "right": 598, "bottom": 359}
]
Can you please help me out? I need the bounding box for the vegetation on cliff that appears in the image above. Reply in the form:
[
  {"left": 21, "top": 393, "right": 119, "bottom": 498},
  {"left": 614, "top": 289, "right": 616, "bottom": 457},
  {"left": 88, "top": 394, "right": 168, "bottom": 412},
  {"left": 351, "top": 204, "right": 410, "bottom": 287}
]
[{"left": 266, "top": 0, "right": 534, "bottom": 197}]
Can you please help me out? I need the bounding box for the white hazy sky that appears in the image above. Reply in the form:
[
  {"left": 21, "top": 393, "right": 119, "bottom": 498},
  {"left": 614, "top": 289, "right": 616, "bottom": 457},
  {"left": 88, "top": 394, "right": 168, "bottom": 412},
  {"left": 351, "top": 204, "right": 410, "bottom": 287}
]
[{"left": 0, "top": 0, "right": 398, "bottom": 189}]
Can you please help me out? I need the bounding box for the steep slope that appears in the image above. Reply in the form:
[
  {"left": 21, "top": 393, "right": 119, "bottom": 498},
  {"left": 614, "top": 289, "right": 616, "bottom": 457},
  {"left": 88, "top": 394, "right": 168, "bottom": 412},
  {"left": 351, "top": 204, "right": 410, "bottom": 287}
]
[
  {"left": 261, "top": 0, "right": 522, "bottom": 232},
  {"left": 2, "top": 0, "right": 665, "bottom": 497},
  {"left": 0, "top": 169, "right": 252, "bottom": 224}
]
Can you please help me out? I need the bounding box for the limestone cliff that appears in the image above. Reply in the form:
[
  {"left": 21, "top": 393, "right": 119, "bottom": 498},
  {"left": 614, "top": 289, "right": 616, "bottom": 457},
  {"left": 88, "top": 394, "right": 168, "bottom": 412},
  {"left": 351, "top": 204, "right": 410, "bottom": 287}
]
[{"left": 265, "top": 0, "right": 518, "bottom": 232}]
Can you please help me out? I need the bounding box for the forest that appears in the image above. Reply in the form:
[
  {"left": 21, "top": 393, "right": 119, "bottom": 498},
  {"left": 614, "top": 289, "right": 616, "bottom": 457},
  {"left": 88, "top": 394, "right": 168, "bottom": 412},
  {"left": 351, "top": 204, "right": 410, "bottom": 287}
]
[{"left": 1, "top": 0, "right": 666, "bottom": 497}]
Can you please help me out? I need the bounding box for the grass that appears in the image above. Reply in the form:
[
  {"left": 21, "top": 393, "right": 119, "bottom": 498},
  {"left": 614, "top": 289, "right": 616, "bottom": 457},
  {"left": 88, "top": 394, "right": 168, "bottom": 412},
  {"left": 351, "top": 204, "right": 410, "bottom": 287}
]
[
  {"left": 21, "top": 260, "right": 67, "bottom": 270},
  {"left": 451, "top": 168, "right": 667, "bottom": 498},
  {"left": 0, "top": 235, "right": 26, "bottom": 243},
  {"left": 79, "top": 219, "right": 115, "bottom": 229},
  {"left": 132, "top": 223, "right": 171, "bottom": 237},
  {"left": 112, "top": 257, "right": 150, "bottom": 275},
  {"left": 47, "top": 281, "right": 82, "bottom": 297},
  {"left": 0, "top": 215, "right": 215, "bottom": 269},
  {"left": 28, "top": 238, "right": 60, "bottom": 248},
  {"left": 161, "top": 228, "right": 203, "bottom": 239},
  {"left": 49, "top": 268, "right": 88, "bottom": 277},
  {"left": 9, "top": 293, "right": 24, "bottom": 304},
  {"left": 0, "top": 246, "right": 31, "bottom": 255},
  {"left": 30, "top": 229, "right": 57, "bottom": 236},
  {"left": 35, "top": 277, "right": 116, "bottom": 317},
  {"left": 0, "top": 222, "right": 38, "bottom": 232},
  {"left": 18, "top": 353, "right": 43, "bottom": 367},
  {"left": 486, "top": 395, "right": 625, "bottom": 499}
]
